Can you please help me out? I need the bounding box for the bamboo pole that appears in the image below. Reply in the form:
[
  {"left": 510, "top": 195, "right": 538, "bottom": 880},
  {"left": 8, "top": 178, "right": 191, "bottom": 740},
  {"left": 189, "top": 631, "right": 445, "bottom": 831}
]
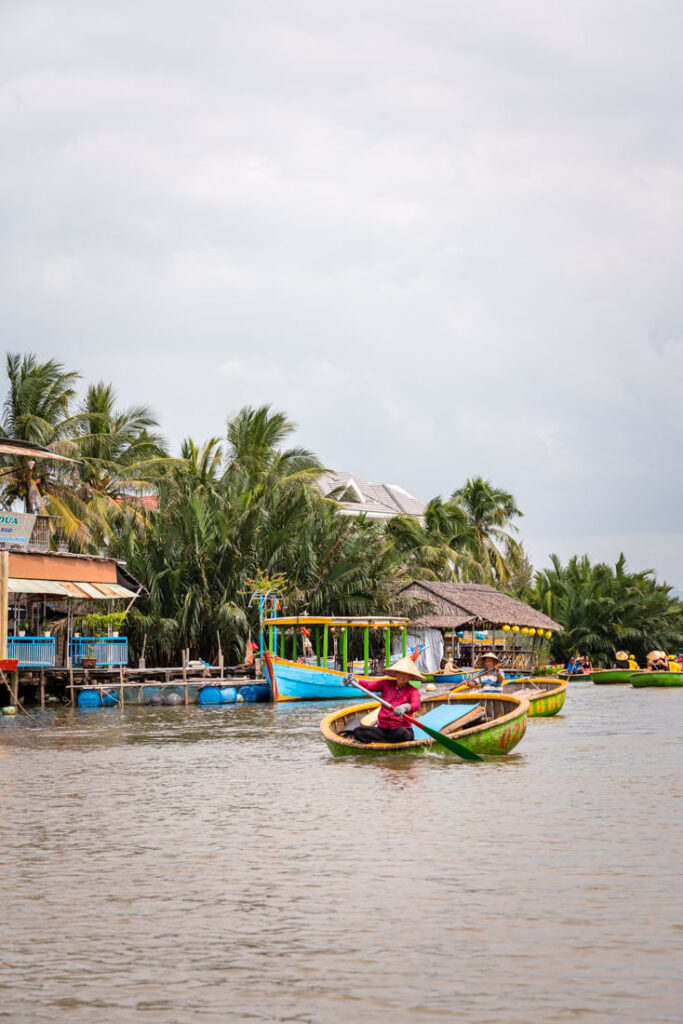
[
  {"left": 40, "top": 670, "right": 45, "bottom": 709},
  {"left": 68, "top": 657, "right": 75, "bottom": 706},
  {"left": 119, "top": 664, "right": 125, "bottom": 708}
]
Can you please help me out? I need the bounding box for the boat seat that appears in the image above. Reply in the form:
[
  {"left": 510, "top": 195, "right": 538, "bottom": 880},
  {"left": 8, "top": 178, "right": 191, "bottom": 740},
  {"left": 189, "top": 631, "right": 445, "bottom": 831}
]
[{"left": 411, "top": 704, "right": 479, "bottom": 743}]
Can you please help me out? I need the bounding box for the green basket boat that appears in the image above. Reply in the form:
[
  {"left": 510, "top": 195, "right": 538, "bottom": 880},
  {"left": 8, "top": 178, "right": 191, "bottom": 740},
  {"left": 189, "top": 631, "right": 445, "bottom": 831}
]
[
  {"left": 320, "top": 692, "right": 529, "bottom": 758},
  {"left": 591, "top": 669, "right": 639, "bottom": 684},
  {"left": 499, "top": 677, "right": 567, "bottom": 717},
  {"left": 630, "top": 672, "right": 683, "bottom": 688}
]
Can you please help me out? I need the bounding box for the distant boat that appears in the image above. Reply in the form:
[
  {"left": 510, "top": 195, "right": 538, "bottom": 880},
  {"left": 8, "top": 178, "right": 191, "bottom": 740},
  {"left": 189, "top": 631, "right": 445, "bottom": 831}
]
[
  {"left": 591, "top": 670, "right": 638, "bottom": 684},
  {"left": 630, "top": 672, "right": 683, "bottom": 688},
  {"left": 262, "top": 614, "right": 410, "bottom": 701}
]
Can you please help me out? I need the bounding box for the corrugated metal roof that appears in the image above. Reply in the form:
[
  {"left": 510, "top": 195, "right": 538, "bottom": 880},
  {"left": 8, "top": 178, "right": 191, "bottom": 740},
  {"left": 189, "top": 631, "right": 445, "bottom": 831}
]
[{"left": 8, "top": 578, "right": 136, "bottom": 600}]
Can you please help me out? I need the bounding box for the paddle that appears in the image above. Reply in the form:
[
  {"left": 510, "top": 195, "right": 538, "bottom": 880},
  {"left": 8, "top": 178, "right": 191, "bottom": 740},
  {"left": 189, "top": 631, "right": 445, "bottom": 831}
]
[{"left": 343, "top": 673, "right": 484, "bottom": 762}]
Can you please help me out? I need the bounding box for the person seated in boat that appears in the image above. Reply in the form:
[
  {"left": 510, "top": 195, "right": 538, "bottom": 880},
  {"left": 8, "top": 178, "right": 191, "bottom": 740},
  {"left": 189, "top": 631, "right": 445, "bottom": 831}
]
[
  {"left": 344, "top": 656, "right": 424, "bottom": 744},
  {"left": 614, "top": 650, "right": 630, "bottom": 669},
  {"left": 582, "top": 654, "right": 592, "bottom": 673},
  {"left": 467, "top": 651, "right": 505, "bottom": 692},
  {"left": 439, "top": 656, "right": 455, "bottom": 674},
  {"left": 566, "top": 656, "right": 576, "bottom": 674},
  {"left": 646, "top": 650, "right": 669, "bottom": 671}
]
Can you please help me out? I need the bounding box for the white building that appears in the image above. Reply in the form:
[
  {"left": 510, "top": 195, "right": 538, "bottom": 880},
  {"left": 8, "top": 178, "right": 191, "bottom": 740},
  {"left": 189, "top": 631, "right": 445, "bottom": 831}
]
[{"left": 316, "top": 471, "right": 426, "bottom": 520}]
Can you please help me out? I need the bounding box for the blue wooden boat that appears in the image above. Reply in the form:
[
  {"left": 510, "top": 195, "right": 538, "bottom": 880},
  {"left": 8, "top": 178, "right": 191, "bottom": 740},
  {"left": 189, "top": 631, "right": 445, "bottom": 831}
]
[
  {"left": 261, "top": 615, "right": 411, "bottom": 701},
  {"left": 263, "top": 654, "right": 380, "bottom": 701}
]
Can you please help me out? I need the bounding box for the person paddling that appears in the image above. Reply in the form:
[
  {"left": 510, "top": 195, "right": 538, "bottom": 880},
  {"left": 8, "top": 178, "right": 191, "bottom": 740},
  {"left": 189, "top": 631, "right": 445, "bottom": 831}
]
[
  {"left": 345, "top": 656, "right": 424, "bottom": 744},
  {"left": 467, "top": 651, "right": 505, "bottom": 692}
]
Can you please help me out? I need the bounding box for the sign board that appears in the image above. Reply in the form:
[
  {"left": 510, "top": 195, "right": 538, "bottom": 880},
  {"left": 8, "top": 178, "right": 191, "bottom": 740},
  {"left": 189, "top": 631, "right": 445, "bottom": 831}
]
[{"left": 0, "top": 512, "right": 37, "bottom": 546}]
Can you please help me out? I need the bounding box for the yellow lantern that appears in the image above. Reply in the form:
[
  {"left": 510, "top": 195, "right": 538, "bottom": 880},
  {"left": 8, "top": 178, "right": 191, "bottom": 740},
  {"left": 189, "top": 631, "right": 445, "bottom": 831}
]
[
  {"left": 545, "top": 630, "right": 552, "bottom": 639},
  {"left": 511, "top": 625, "right": 520, "bottom": 634},
  {"left": 502, "top": 624, "right": 510, "bottom": 633},
  {"left": 536, "top": 628, "right": 544, "bottom": 636}
]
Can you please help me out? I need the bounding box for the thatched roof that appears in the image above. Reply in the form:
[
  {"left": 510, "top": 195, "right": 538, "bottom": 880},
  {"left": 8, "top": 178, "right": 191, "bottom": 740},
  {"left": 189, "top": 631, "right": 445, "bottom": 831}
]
[{"left": 399, "top": 580, "right": 562, "bottom": 631}]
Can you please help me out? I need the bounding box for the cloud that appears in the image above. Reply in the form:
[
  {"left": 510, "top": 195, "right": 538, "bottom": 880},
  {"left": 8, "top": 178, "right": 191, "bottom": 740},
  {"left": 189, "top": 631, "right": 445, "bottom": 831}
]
[{"left": 2, "top": 0, "right": 683, "bottom": 585}]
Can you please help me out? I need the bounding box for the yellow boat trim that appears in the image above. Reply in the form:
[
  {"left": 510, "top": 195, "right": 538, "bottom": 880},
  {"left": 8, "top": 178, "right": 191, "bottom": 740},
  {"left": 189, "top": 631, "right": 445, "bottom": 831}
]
[{"left": 264, "top": 616, "right": 409, "bottom": 628}]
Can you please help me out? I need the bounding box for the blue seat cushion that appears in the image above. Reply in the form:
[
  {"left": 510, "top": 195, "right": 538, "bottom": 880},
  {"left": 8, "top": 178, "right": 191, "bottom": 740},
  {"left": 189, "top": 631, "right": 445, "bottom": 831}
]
[{"left": 411, "top": 704, "right": 478, "bottom": 743}]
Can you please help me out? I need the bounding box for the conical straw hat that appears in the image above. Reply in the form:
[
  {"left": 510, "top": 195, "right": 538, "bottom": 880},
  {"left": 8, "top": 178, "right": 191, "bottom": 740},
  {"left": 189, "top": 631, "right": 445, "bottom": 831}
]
[
  {"left": 475, "top": 651, "right": 501, "bottom": 668},
  {"left": 385, "top": 656, "right": 425, "bottom": 686}
]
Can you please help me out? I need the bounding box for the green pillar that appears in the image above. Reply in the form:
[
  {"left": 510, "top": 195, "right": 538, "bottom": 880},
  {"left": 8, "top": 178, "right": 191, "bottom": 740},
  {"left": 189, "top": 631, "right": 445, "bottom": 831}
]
[
  {"left": 322, "top": 624, "right": 328, "bottom": 668},
  {"left": 280, "top": 628, "right": 285, "bottom": 658},
  {"left": 363, "top": 627, "right": 369, "bottom": 675},
  {"left": 292, "top": 629, "right": 297, "bottom": 660},
  {"left": 402, "top": 626, "right": 407, "bottom": 658},
  {"left": 342, "top": 628, "right": 348, "bottom": 673},
  {"left": 385, "top": 627, "right": 390, "bottom": 667},
  {"left": 316, "top": 628, "right": 320, "bottom": 667}
]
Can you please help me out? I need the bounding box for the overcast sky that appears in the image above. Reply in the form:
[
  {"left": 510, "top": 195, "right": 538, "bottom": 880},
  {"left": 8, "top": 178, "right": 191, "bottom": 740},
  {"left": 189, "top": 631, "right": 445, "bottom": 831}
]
[{"left": 2, "top": 0, "right": 682, "bottom": 586}]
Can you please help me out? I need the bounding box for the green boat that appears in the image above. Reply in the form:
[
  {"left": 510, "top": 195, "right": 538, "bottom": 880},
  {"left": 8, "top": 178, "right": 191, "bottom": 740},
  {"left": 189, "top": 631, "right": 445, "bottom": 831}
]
[
  {"left": 591, "top": 670, "right": 638, "bottom": 684},
  {"left": 500, "top": 678, "right": 567, "bottom": 717},
  {"left": 630, "top": 672, "right": 683, "bottom": 688},
  {"left": 320, "top": 692, "right": 529, "bottom": 758}
]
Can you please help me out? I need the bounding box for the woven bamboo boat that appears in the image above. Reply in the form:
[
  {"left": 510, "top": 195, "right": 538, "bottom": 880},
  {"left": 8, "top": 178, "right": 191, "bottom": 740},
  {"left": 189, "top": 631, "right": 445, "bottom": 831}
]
[
  {"left": 498, "top": 677, "right": 567, "bottom": 717},
  {"left": 630, "top": 672, "right": 683, "bottom": 688},
  {"left": 557, "top": 671, "right": 592, "bottom": 681},
  {"left": 591, "top": 669, "right": 638, "bottom": 684},
  {"left": 320, "top": 692, "right": 529, "bottom": 757}
]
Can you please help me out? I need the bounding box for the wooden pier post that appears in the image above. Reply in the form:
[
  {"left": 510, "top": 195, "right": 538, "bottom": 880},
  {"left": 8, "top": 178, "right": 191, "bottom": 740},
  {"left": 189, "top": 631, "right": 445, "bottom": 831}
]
[
  {"left": 40, "top": 670, "right": 45, "bottom": 709},
  {"left": 182, "top": 650, "right": 187, "bottom": 683},
  {"left": 68, "top": 657, "right": 75, "bottom": 706},
  {"left": 217, "top": 630, "right": 224, "bottom": 681},
  {"left": 119, "top": 665, "right": 125, "bottom": 708}
]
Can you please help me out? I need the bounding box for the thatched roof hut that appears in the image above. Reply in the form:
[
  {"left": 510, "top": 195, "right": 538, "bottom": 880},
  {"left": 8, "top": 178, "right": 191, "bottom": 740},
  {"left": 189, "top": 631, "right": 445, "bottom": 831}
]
[{"left": 399, "top": 580, "right": 562, "bottom": 632}]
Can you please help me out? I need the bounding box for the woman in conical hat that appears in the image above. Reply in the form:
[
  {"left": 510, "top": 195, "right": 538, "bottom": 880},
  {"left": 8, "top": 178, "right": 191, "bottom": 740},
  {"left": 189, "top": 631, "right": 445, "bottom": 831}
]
[
  {"left": 343, "top": 655, "right": 424, "bottom": 744},
  {"left": 467, "top": 651, "right": 505, "bottom": 693}
]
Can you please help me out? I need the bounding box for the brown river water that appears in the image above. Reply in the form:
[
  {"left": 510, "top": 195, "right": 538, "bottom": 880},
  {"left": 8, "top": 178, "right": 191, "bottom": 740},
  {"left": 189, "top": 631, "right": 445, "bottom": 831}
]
[{"left": 1, "top": 682, "right": 681, "bottom": 1023}]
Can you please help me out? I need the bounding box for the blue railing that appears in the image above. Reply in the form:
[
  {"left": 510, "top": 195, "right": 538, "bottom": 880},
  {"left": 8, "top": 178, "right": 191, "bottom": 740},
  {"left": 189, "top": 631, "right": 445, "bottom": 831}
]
[
  {"left": 8, "top": 636, "right": 56, "bottom": 668},
  {"left": 70, "top": 637, "right": 129, "bottom": 667}
]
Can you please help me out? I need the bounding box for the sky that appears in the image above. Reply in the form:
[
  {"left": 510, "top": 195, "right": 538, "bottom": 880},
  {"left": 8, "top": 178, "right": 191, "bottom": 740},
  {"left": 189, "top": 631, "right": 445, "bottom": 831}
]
[{"left": 2, "top": 0, "right": 682, "bottom": 586}]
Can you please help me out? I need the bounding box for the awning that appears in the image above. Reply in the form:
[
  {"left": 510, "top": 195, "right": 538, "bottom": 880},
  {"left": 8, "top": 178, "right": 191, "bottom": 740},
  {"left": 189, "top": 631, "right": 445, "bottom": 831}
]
[{"left": 7, "top": 578, "right": 137, "bottom": 600}]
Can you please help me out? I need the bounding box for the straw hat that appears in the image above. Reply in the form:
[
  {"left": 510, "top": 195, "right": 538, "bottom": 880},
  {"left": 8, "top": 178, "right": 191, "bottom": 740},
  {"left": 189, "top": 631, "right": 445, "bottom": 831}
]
[
  {"left": 646, "top": 649, "right": 667, "bottom": 663},
  {"left": 385, "top": 656, "right": 425, "bottom": 687},
  {"left": 615, "top": 651, "right": 628, "bottom": 661},
  {"left": 475, "top": 651, "right": 501, "bottom": 668}
]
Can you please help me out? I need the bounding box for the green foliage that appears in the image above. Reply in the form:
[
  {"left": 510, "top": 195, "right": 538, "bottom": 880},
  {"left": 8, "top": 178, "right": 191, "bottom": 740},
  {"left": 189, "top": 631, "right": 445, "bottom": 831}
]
[
  {"left": 84, "top": 611, "right": 128, "bottom": 637},
  {"left": 525, "top": 554, "right": 683, "bottom": 665}
]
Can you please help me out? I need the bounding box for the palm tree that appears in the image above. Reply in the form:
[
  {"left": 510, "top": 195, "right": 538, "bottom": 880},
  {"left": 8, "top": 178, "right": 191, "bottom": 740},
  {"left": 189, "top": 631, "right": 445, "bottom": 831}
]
[
  {"left": 449, "top": 477, "right": 523, "bottom": 585},
  {"left": 528, "top": 554, "right": 683, "bottom": 665},
  {"left": 0, "top": 353, "right": 80, "bottom": 512}
]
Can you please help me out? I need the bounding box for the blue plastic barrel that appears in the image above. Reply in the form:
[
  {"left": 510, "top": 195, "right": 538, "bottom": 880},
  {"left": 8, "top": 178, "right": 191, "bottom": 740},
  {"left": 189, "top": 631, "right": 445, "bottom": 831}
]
[
  {"left": 78, "top": 689, "right": 102, "bottom": 708},
  {"left": 198, "top": 686, "right": 223, "bottom": 706},
  {"left": 237, "top": 685, "right": 259, "bottom": 702},
  {"left": 102, "top": 689, "right": 119, "bottom": 707},
  {"left": 220, "top": 686, "right": 237, "bottom": 703}
]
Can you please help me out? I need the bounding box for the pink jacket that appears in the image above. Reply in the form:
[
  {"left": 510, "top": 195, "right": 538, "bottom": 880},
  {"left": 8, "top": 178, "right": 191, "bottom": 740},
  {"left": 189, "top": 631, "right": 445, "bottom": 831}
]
[{"left": 362, "top": 677, "right": 421, "bottom": 730}]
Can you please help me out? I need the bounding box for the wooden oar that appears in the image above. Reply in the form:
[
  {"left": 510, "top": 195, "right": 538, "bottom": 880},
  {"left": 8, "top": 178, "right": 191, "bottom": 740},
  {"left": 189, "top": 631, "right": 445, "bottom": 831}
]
[{"left": 344, "top": 674, "right": 484, "bottom": 762}]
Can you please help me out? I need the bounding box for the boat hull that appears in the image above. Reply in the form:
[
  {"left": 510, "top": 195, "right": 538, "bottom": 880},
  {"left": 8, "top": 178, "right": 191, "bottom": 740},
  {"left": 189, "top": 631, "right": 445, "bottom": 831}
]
[
  {"left": 630, "top": 672, "right": 683, "bottom": 688},
  {"left": 499, "top": 678, "right": 567, "bottom": 717},
  {"left": 591, "top": 670, "right": 638, "bottom": 684},
  {"left": 426, "top": 669, "right": 477, "bottom": 686},
  {"left": 264, "top": 657, "right": 379, "bottom": 701},
  {"left": 321, "top": 693, "right": 529, "bottom": 757}
]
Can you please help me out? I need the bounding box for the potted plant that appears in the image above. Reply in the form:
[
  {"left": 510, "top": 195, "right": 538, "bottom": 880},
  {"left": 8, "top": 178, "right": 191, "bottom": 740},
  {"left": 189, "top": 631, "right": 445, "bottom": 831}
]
[{"left": 81, "top": 643, "right": 98, "bottom": 670}]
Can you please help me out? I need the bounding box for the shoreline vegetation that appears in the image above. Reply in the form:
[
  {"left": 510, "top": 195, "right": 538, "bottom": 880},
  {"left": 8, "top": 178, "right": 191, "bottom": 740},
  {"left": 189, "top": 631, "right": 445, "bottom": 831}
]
[{"left": 1, "top": 353, "right": 682, "bottom": 668}]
